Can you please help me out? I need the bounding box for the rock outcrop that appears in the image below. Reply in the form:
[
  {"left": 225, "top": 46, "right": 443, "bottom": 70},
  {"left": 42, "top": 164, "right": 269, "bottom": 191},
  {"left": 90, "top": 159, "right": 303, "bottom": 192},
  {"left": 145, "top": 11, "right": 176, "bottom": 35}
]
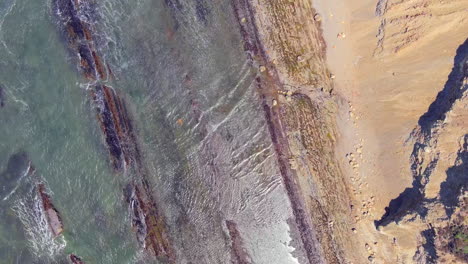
[
  {"left": 37, "top": 184, "right": 63, "bottom": 237},
  {"left": 377, "top": 38, "right": 468, "bottom": 262},
  {"left": 232, "top": 0, "right": 354, "bottom": 262},
  {"left": 53, "top": 0, "right": 175, "bottom": 261}
]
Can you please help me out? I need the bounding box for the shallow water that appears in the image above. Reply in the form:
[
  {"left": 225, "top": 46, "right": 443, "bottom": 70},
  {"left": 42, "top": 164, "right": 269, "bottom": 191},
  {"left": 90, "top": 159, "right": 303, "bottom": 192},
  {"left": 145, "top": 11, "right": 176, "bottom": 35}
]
[{"left": 0, "top": 1, "right": 302, "bottom": 263}]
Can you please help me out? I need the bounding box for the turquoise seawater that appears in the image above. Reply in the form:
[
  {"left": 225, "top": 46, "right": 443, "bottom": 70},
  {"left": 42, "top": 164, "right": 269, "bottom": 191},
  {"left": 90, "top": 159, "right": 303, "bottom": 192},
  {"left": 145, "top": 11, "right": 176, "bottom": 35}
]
[{"left": 0, "top": 1, "right": 300, "bottom": 263}]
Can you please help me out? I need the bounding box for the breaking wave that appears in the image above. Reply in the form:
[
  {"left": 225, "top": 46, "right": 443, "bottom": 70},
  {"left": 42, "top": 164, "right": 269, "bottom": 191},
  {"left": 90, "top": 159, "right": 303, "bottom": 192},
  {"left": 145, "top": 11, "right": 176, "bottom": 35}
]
[{"left": 12, "top": 182, "right": 66, "bottom": 260}]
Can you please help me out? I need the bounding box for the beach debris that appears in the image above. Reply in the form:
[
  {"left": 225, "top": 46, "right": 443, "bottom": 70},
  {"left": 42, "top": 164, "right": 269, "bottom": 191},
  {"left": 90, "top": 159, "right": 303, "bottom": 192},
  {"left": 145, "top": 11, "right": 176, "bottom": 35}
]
[
  {"left": 277, "top": 90, "right": 294, "bottom": 98},
  {"left": 277, "top": 90, "right": 294, "bottom": 102},
  {"left": 38, "top": 184, "right": 63, "bottom": 237},
  {"left": 337, "top": 32, "right": 346, "bottom": 39},
  {"left": 314, "top": 14, "right": 322, "bottom": 22},
  {"left": 365, "top": 243, "right": 371, "bottom": 251},
  {"left": 69, "top": 254, "right": 85, "bottom": 264},
  {"left": 356, "top": 146, "right": 362, "bottom": 154}
]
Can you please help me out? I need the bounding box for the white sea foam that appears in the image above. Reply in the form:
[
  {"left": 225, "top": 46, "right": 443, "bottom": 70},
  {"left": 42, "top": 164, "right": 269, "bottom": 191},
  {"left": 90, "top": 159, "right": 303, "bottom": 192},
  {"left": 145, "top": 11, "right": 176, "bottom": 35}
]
[
  {"left": 0, "top": 0, "right": 17, "bottom": 56},
  {"left": 2, "top": 162, "right": 31, "bottom": 201},
  {"left": 12, "top": 183, "right": 66, "bottom": 259}
]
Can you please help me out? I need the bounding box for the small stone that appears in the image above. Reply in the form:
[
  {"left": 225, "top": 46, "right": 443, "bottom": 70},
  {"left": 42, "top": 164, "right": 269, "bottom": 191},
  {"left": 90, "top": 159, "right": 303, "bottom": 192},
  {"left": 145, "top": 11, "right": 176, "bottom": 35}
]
[
  {"left": 240, "top": 17, "right": 247, "bottom": 23},
  {"left": 330, "top": 73, "right": 336, "bottom": 79},
  {"left": 368, "top": 255, "right": 374, "bottom": 262},
  {"left": 272, "top": 99, "right": 278, "bottom": 106},
  {"left": 259, "top": 66, "right": 266, "bottom": 72},
  {"left": 286, "top": 90, "right": 293, "bottom": 97},
  {"left": 352, "top": 228, "right": 357, "bottom": 233},
  {"left": 337, "top": 32, "right": 346, "bottom": 38},
  {"left": 314, "top": 14, "right": 322, "bottom": 22}
]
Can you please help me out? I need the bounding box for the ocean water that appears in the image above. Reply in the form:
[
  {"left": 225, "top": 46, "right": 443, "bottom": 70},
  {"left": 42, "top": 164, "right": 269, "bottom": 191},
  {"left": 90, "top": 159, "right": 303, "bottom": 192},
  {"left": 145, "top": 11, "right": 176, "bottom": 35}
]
[{"left": 0, "top": 1, "right": 301, "bottom": 263}]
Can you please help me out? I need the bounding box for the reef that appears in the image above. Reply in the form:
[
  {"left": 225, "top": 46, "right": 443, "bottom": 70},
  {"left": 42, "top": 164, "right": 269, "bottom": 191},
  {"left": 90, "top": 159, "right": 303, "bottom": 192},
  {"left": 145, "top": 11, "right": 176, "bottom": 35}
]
[{"left": 52, "top": 0, "right": 175, "bottom": 261}]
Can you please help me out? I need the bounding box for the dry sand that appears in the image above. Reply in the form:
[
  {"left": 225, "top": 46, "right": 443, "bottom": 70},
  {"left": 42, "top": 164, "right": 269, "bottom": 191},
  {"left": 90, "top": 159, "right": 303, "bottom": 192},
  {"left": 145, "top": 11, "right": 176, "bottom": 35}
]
[{"left": 313, "top": 0, "right": 468, "bottom": 262}]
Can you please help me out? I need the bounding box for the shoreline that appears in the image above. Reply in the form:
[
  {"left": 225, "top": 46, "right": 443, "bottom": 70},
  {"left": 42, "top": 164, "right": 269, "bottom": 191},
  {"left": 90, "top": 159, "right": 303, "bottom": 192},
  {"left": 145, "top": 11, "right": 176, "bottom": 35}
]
[
  {"left": 237, "top": 0, "right": 468, "bottom": 262},
  {"left": 233, "top": 0, "right": 361, "bottom": 262}
]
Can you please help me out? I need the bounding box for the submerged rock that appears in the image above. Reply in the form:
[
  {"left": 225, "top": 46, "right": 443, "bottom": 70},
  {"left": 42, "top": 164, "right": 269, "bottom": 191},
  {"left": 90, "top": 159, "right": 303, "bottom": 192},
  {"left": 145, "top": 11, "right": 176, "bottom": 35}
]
[
  {"left": 0, "top": 84, "right": 5, "bottom": 108},
  {"left": 0, "top": 152, "right": 33, "bottom": 199},
  {"left": 69, "top": 254, "right": 85, "bottom": 264}
]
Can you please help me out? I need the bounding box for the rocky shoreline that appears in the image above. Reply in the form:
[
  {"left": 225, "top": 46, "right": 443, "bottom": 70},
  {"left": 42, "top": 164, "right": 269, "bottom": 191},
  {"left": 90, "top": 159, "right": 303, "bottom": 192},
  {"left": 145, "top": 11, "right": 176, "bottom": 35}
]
[{"left": 232, "top": 0, "right": 356, "bottom": 263}]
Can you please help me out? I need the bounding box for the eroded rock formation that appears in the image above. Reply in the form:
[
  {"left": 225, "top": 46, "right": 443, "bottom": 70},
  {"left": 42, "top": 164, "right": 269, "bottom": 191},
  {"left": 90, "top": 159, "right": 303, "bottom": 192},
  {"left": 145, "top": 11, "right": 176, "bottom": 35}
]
[{"left": 53, "top": 0, "right": 175, "bottom": 261}]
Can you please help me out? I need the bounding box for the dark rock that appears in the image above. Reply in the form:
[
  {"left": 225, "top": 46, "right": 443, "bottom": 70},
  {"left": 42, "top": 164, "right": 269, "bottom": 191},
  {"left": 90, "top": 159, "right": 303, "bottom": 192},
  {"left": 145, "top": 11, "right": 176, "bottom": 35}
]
[
  {"left": 37, "top": 184, "right": 63, "bottom": 237},
  {"left": 0, "top": 151, "right": 32, "bottom": 198},
  {"left": 69, "top": 254, "right": 85, "bottom": 264},
  {"left": 0, "top": 85, "right": 5, "bottom": 108}
]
